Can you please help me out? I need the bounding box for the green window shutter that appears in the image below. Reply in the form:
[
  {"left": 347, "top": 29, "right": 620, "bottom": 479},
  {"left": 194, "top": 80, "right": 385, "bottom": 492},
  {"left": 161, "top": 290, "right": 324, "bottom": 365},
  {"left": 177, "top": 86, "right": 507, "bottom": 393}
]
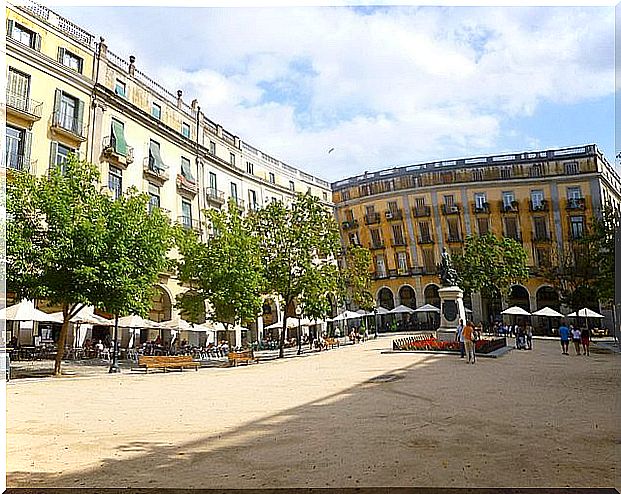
[
  {"left": 111, "top": 120, "right": 128, "bottom": 156},
  {"left": 76, "top": 99, "right": 84, "bottom": 136},
  {"left": 33, "top": 33, "right": 41, "bottom": 51},
  {"left": 58, "top": 47, "right": 66, "bottom": 63},
  {"left": 149, "top": 141, "right": 166, "bottom": 171},
  {"left": 181, "top": 158, "right": 194, "bottom": 182},
  {"left": 7, "top": 19, "right": 13, "bottom": 37},
  {"left": 23, "top": 130, "right": 33, "bottom": 171},
  {"left": 49, "top": 142, "right": 58, "bottom": 168},
  {"left": 53, "top": 89, "right": 62, "bottom": 124}
]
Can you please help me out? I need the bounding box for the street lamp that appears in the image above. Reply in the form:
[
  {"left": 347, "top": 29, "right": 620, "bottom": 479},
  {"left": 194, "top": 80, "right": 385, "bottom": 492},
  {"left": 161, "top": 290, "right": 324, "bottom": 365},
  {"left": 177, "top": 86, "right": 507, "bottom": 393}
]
[
  {"left": 374, "top": 307, "right": 378, "bottom": 339},
  {"left": 295, "top": 306, "right": 302, "bottom": 355},
  {"left": 108, "top": 314, "right": 120, "bottom": 373}
]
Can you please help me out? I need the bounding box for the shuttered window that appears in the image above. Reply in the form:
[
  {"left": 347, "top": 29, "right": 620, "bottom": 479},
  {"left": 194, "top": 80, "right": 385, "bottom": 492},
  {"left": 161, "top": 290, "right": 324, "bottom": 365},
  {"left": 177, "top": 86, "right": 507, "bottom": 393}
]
[
  {"left": 53, "top": 89, "right": 84, "bottom": 136},
  {"left": 7, "top": 68, "right": 30, "bottom": 112},
  {"left": 111, "top": 119, "right": 128, "bottom": 156},
  {"left": 180, "top": 156, "right": 194, "bottom": 183},
  {"left": 148, "top": 140, "right": 166, "bottom": 172},
  {"left": 57, "top": 47, "right": 83, "bottom": 73}
]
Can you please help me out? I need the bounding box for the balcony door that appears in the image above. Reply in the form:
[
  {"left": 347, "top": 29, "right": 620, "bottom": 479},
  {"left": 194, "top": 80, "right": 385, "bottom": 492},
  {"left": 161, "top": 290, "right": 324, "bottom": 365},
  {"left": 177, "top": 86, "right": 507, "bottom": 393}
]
[{"left": 7, "top": 68, "right": 30, "bottom": 112}]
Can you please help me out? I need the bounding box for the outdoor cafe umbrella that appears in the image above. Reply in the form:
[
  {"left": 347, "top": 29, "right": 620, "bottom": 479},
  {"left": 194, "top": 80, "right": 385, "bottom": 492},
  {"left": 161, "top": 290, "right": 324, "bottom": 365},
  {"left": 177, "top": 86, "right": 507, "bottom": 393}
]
[
  {"left": 413, "top": 303, "right": 440, "bottom": 329},
  {"left": 531, "top": 306, "right": 565, "bottom": 334},
  {"left": 389, "top": 304, "right": 415, "bottom": 314},
  {"left": 0, "top": 300, "right": 63, "bottom": 323},
  {"left": 567, "top": 308, "right": 604, "bottom": 331},
  {"left": 501, "top": 306, "right": 531, "bottom": 316}
]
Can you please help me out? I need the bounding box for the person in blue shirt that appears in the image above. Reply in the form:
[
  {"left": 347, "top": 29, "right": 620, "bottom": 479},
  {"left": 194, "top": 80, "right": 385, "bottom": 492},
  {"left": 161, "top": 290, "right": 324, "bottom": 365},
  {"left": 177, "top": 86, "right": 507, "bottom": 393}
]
[{"left": 558, "top": 322, "right": 570, "bottom": 355}]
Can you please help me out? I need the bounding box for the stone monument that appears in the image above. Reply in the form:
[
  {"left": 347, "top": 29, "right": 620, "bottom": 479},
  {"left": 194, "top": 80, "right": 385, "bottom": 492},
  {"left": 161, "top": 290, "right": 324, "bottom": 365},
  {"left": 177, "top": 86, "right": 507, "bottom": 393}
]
[{"left": 436, "top": 248, "right": 467, "bottom": 341}]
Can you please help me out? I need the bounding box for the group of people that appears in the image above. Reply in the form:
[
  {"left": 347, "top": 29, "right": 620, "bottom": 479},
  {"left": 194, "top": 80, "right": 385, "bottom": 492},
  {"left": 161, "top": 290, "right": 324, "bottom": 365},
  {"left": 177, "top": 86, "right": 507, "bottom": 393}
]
[
  {"left": 455, "top": 319, "right": 479, "bottom": 364},
  {"left": 558, "top": 323, "right": 590, "bottom": 356}
]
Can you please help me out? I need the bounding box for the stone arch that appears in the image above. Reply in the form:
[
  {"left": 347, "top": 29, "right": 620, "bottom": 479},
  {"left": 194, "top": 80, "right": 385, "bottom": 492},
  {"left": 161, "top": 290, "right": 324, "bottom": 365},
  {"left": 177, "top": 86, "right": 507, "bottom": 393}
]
[
  {"left": 507, "top": 284, "right": 530, "bottom": 311},
  {"left": 423, "top": 283, "right": 440, "bottom": 308},
  {"left": 398, "top": 285, "right": 416, "bottom": 308},
  {"left": 535, "top": 285, "right": 560, "bottom": 311},
  {"left": 377, "top": 287, "right": 395, "bottom": 310},
  {"left": 149, "top": 284, "right": 173, "bottom": 323}
]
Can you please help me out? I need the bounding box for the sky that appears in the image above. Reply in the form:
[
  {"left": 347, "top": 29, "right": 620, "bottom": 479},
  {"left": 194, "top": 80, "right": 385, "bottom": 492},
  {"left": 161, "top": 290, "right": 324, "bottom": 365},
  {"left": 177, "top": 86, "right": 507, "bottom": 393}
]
[{"left": 53, "top": 3, "right": 618, "bottom": 183}]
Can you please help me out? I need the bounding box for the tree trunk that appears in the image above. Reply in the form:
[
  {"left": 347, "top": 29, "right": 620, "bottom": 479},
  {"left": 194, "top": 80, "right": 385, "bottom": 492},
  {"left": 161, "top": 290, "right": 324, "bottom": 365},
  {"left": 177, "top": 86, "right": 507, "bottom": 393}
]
[
  {"left": 53, "top": 304, "right": 71, "bottom": 376},
  {"left": 279, "top": 313, "right": 287, "bottom": 359}
]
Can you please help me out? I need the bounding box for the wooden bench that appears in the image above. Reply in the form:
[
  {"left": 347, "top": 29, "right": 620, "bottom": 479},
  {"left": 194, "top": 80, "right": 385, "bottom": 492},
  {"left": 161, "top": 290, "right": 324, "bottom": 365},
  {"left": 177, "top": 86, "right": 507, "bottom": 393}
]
[
  {"left": 133, "top": 355, "right": 200, "bottom": 373},
  {"left": 324, "top": 337, "right": 340, "bottom": 349},
  {"left": 228, "top": 349, "right": 258, "bottom": 366}
]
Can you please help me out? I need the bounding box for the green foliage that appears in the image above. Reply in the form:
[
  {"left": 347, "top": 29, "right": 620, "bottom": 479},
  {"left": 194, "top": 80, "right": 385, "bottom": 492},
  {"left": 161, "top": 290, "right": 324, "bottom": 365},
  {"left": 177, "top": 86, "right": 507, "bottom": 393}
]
[
  {"left": 175, "top": 200, "right": 264, "bottom": 329},
  {"left": 252, "top": 192, "right": 342, "bottom": 357},
  {"left": 341, "top": 245, "right": 374, "bottom": 311},
  {"left": 454, "top": 233, "right": 529, "bottom": 301},
  {"left": 585, "top": 205, "right": 619, "bottom": 304},
  {"left": 7, "top": 156, "right": 174, "bottom": 374}
]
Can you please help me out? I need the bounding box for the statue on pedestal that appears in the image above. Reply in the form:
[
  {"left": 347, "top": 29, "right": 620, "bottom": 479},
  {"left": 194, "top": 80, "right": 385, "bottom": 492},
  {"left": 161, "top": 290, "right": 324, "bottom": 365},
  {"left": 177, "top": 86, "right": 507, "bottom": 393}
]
[{"left": 438, "top": 248, "right": 460, "bottom": 287}]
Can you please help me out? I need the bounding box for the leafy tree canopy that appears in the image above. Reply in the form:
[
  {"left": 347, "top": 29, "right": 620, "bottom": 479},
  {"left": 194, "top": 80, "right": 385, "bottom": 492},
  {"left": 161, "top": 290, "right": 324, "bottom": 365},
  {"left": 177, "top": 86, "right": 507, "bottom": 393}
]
[{"left": 341, "top": 245, "right": 374, "bottom": 311}]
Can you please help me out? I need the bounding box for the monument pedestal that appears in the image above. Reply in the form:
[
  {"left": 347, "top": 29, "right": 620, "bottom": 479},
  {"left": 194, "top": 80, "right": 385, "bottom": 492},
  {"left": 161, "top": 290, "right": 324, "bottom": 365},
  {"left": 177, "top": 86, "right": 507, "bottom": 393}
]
[{"left": 435, "top": 286, "right": 467, "bottom": 341}]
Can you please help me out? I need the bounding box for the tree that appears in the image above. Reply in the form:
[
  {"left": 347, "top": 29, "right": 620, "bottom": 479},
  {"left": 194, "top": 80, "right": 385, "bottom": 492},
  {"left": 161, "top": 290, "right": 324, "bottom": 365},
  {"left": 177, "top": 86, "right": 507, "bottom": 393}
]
[
  {"left": 175, "top": 201, "right": 264, "bottom": 335},
  {"left": 7, "top": 157, "right": 173, "bottom": 375},
  {"left": 341, "top": 245, "right": 374, "bottom": 311},
  {"left": 453, "top": 234, "right": 529, "bottom": 316},
  {"left": 252, "top": 192, "right": 342, "bottom": 358}
]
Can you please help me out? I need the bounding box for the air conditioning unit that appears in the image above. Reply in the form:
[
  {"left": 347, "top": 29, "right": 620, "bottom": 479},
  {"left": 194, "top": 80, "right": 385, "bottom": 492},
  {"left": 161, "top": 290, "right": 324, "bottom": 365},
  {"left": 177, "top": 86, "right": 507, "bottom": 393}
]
[
  {"left": 450, "top": 205, "right": 459, "bottom": 213},
  {"left": 385, "top": 211, "right": 393, "bottom": 219}
]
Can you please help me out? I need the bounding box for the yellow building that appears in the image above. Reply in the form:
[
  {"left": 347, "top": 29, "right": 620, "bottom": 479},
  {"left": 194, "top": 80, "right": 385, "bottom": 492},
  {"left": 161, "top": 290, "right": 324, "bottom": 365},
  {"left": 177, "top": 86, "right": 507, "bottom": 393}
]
[
  {"left": 332, "top": 144, "right": 621, "bottom": 327},
  {"left": 5, "top": 0, "right": 332, "bottom": 347}
]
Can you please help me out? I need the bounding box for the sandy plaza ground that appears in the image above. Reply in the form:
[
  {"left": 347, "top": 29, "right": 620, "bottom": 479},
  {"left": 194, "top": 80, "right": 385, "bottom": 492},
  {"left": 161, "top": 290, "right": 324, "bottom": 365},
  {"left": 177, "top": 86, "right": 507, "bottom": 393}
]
[{"left": 6, "top": 335, "right": 620, "bottom": 489}]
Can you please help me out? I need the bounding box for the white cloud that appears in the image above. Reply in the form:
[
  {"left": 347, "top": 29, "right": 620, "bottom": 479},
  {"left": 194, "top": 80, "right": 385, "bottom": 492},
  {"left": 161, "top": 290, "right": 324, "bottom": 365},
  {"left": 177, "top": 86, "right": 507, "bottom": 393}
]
[{"left": 57, "top": 5, "right": 615, "bottom": 181}]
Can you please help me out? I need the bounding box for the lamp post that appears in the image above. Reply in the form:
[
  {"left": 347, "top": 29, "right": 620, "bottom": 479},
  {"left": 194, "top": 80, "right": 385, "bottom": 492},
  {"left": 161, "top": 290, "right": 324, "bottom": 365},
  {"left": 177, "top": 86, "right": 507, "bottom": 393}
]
[
  {"left": 295, "top": 306, "right": 302, "bottom": 355},
  {"left": 108, "top": 314, "right": 120, "bottom": 373},
  {"left": 374, "top": 307, "right": 378, "bottom": 339}
]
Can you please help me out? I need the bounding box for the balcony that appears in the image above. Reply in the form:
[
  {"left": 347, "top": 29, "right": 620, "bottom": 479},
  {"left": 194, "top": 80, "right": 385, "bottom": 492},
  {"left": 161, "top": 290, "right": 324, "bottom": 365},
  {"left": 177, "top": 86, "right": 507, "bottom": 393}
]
[
  {"left": 205, "top": 187, "right": 225, "bottom": 207},
  {"left": 369, "top": 241, "right": 385, "bottom": 250},
  {"left": 385, "top": 209, "right": 403, "bottom": 221},
  {"left": 6, "top": 91, "right": 43, "bottom": 124},
  {"left": 143, "top": 158, "right": 169, "bottom": 184},
  {"left": 441, "top": 204, "right": 460, "bottom": 215},
  {"left": 500, "top": 201, "right": 519, "bottom": 213},
  {"left": 176, "top": 174, "right": 199, "bottom": 196},
  {"left": 177, "top": 216, "right": 202, "bottom": 233},
  {"left": 373, "top": 271, "right": 389, "bottom": 280},
  {"left": 446, "top": 235, "right": 463, "bottom": 243},
  {"left": 566, "top": 198, "right": 586, "bottom": 211},
  {"left": 5, "top": 154, "right": 30, "bottom": 173},
  {"left": 532, "top": 231, "right": 551, "bottom": 242},
  {"left": 472, "top": 203, "right": 491, "bottom": 215},
  {"left": 102, "top": 136, "right": 134, "bottom": 168},
  {"left": 412, "top": 205, "right": 431, "bottom": 217},
  {"left": 364, "top": 212, "right": 381, "bottom": 225},
  {"left": 230, "top": 197, "right": 245, "bottom": 211},
  {"left": 342, "top": 219, "right": 359, "bottom": 230},
  {"left": 529, "top": 200, "right": 549, "bottom": 212},
  {"left": 418, "top": 235, "right": 434, "bottom": 244},
  {"left": 50, "top": 111, "right": 86, "bottom": 144},
  {"left": 388, "top": 269, "right": 398, "bottom": 278},
  {"left": 391, "top": 239, "right": 407, "bottom": 248}
]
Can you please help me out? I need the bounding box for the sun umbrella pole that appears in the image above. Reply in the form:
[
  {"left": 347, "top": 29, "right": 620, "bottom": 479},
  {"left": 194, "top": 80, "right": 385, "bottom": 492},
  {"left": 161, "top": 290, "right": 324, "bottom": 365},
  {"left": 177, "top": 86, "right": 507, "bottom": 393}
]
[{"left": 108, "top": 314, "right": 120, "bottom": 373}]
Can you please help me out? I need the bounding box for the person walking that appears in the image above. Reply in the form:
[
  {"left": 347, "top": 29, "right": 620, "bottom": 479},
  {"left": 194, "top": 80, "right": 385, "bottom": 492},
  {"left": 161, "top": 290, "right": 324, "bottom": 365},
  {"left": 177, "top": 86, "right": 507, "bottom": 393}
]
[
  {"left": 463, "top": 321, "right": 476, "bottom": 364},
  {"left": 558, "top": 321, "right": 570, "bottom": 355},
  {"left": 581, "top": 327, "right": 590, "bottom": 356},
  {"left": 571, "top": 325, "right": 582, "bottom": 355},
  {"left": 455, "top": 319, "right": 465, "bottom": 358}
]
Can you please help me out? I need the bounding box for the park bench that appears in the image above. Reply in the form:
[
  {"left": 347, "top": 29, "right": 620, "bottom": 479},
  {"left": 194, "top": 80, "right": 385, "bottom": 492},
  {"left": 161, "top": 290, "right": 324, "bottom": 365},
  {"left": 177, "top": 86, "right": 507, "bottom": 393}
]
[
  {"left": 133, "top": 355, "right": 200, "bottom": 373},
  {"left": 228, "top": 349, "right": 258, "bottom": 366}
]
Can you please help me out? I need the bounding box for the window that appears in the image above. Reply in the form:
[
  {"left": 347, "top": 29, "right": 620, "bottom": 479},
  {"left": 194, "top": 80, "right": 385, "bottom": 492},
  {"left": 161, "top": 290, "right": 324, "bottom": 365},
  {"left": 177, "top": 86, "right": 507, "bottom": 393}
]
[
  {"left": 531, "top": 190, "right": 544, "bottom": 209},
  {"left": 536, "top": 247, "right": 550, "bottom": 268},
  {"left": 388, "top": 201, "right": 398, "bottom": 213},
  {"left": 370, "top": 229, "right": 382, "bottom": 247},
  {"left": 110, "top": 119, "right": 128, "bottom": 156},
  {"left": 567, "top": 187, "right": 582, "bottom": 200},
  {"left": 500, "top": 167, "right": 512, "bottom": 179},
  {"left": 564, "top": 162, "right": 579, "bottom": 175},
  {"left": 365, "top": 205, "right": 376, "bottom": 215},
  {"left": 472, "top": 169, "right": 483, "bottom": 181},
  {"left": 415, "top": 197, "right": 426, "bottom": 207},
  {"left": 230, "top": 182, "right": 238, "bottom": 200},
  {"left": 504, "top": 217, "right": 519, "bottom": 240},
  {"left": 58, "top": 48, "right": 83, "bottom": 73},
  {"left": 108, "top": 166, "right": 122, "bottom": 200},
  {"left": 477, "top": 217, "right": 489, "bottom": 235},
  {"left": 180, "top": 156, "right": 194, "bottom": 183},
  {"left": 151, "top": 102, "right": 161, "bottom": 120},
  {"left": 148, "top": 183, "right": 160, "bottom": 212},
  {"left": 248, "top": 189, "right": 257, "bottom": 210},
  {"left": 396, "top": 252, "right": 408, "bottom": 274},
  {"left": 7, "top": 68, "right": 31, "bottom": 112},
  {"left": 54, "top": 90, "right": 84, "bottom": 135},
  {"left": 534, "top": 217, "right": 548, "bottom": 240},
  {"left": 341, "top": 190, "right": 350, "bottom": 201},
  {"left": 447, "top": 218, "right": 461, "bottom": 241},
  {"left": 6, "top": 125, "right": 32, "bottom": 171},
  {"left": 345, "top": 209, "right": 354, "bottom": 222},
  {"left": 375, "top": 255, "right": 387, "bottom": 278},
  {"left": 348, "top": 232, "right": 360, "bottom": 246},
  {"left": 529, "top": 164, "right": 543, "bottom": 178},
  {"left": 209, "top": 141, "right": 216, "bottom": 155},
  {"left": 181, "top": 123, "right": 191, "bottom": 139},
  {"left": 570, "top": 216, "right": 584, "bottom": 239},
  {"left": 444, "top": 195, "right": 454, "bottom": 206},
  {"left": 474, "top": 193, "right": 487, "bottom": 209},
  {"left": 209, "top": 172, "right": 217, "bottom": 191},
  {"left": 419, "top": 221, "right": 431, "bottom": 242},
  {"left": 230, "top": 153, "right": 236, "bottom": 166},
  {"left": 181, "top": 200, "right": 192, "bottom": 228},
  {"left": 502, "top": 191, "right": 515, "bottom": 208},
  {"left": 9, "top": 22, "right": 40, "bottom": 50},
  {"left": 268, "top": 172, "right": 275, "bottom": 184},
  {"left": 246, "top": 161, "right": 254, "bottom": 174},
  {"left": 148, "top": 140, "right": 166, "bottom": 172},
  {"left": 114, "top": 79, "right": 126, "bottom": 97},
  {"left": 50, "top": 142, "right": 74, "bottom": 170},
  {"left": 392, "top": 224, "right": 405, "bottom": 245},
  {"left": 289, "top": 180, "right": 295, "bottom": 191},
  {"left": 322, "top": 192, "right": 328, "bottom": 201},
  {"left": 422, "top": 249, "right": 435, "bottom": 272}
]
